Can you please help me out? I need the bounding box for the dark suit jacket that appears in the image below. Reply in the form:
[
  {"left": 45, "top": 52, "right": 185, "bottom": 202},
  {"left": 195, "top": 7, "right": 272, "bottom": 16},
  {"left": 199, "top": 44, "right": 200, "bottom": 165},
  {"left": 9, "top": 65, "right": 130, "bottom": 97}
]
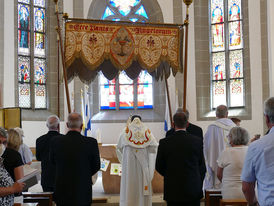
[
  {"left": 156, "top": 130, "right": 206, "bottom": 203},
  {"left": 36, "top": 131, "right": 60, "bottom": 189},
  {"left": 49, "top": 131, "right": 100, "bottom": 205},
  {"left": 165, "top": 122, "right": 203, "bottom": 140}
]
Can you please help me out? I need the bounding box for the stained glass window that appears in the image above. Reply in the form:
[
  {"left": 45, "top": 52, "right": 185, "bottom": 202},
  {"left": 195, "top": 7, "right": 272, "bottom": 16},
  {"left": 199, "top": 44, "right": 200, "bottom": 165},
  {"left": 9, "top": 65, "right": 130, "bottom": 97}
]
[
  {"left": 100, "top": 74, "right": 116, "bottom": 110},
  {"left": 34, "top": 0, "right": 45, "bottom": 7},
  {"left": 19, "top": 84, "right": 31, "bottom": 108},
  {"left": 35, "top": 84, "right": 46, "bottom": 108},
  {"left": 211, "top": 0, "right": 224, "bottom": 24},
  {"left": 18, "top": 0, "right": 47, "bottom": 109},
  {"left": 102, "top": 0, "right": 148, "bottom": 22},
  {"left": 212, "top": 52, "right": 226, "bottom": 80},
  {"left": 229, "top": 21, "right": 242, "bottom": 49},
  {"left": 34, "top": 33, "right": 45, "bottom": 56},
  {"left": 210, "top": 0, "right": 244, "bottom": 108},
  {"left": 34, "top": 58, "right": 46, "bottom": 84},
  {"left": 100, "top": 70, "right": 153, "bottom": 110},
  {"left": 34, "top": 8, "right": 45, "bottom": 32},
  {"left": 213, "top": 81, "right": 226, "bottom": 108},
  {"left": 228, "top": 0, "right": 241, "bottom": 21},
  {"left": 18, "top": 4, "right": 30, "bottom": 55},
  {"left": 18, "top": 56, "right": 30, "bottom": 83},
  {"left": 229, "top": 50, "right": 243, "bottom": 78},
  {"left": 100, "top": 0, "right": 153, "bottom": 110},
  {"left": 137, "top": 71, "right": 153, "bottom": 109},
  {"left": 119, "top": 72, "right": 134, "bottom": 109},
  {"left": 211, "top": 24, "right": 224, "bottom": 52},
  {"left": 135, "top": 5, "right": 148, "bottom": 19},
  {"left": 230, "top": 79, "right": 244, "bottom": 107},
  {"left": 102, "top": 7, "right": 115, "bottom": 20},
  {"left": 19, "top": 0, "right": 30, "bottom": 3}
]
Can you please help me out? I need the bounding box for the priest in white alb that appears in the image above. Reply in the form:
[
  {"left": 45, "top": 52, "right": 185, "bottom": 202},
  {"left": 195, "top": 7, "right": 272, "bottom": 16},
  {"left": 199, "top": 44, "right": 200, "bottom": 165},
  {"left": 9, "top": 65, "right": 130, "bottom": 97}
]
[
  {"left": 116, "top": 115, "right": 158, "bottom": 206},
  {"left": 204, "top": 105, "right": 236, "bottom": 190}
]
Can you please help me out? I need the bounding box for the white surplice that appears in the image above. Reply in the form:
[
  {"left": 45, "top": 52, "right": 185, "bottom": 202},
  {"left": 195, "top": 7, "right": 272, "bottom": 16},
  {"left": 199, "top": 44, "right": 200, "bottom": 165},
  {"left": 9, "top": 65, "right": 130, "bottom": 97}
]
[
  {"left": 117, "top": 118, "right": 158, "bottom": 206},
  {"left": 204, "top": 118, "right": 236, "bottom": 189}
]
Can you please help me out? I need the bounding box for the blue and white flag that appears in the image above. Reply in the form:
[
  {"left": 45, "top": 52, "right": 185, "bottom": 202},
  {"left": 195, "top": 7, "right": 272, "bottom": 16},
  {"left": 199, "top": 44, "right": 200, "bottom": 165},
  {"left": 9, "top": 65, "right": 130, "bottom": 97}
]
[
  {"left": 81, "top": 86, "right": 92, "bottom": 136},
  {"left": 81, "top": 89, "right": 86, "bottom": 134},
  {"left": 164, "top": 92, "right": 171, "bottom": 132}
]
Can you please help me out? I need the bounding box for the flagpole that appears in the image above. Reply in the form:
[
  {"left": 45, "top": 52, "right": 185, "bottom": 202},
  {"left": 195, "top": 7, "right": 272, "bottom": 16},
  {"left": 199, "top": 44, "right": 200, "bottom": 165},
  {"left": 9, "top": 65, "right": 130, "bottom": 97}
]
[
  {"left": 165, "top": 75, "right": 173, "bottom": 127},
  {"left": 182, "top": 0, "right": 193, "bottom": 112},
  {"left": 53, "top": 0, "right": 71, "bottom": 114},
  {"left": 80, "top": 88, "right": 86, "bottom": 134}
]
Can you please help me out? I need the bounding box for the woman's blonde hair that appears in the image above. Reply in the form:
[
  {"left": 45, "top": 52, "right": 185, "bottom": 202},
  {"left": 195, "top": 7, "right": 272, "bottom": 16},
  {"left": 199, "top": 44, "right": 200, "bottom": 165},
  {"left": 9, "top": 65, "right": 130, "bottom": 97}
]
[{"left": 7, "top": 129, "right": 22, "bottom": 151}]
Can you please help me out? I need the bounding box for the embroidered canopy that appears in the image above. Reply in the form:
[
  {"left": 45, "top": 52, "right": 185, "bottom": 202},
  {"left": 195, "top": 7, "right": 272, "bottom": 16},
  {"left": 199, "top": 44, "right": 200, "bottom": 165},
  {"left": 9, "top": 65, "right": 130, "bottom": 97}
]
[{"left": 65, "top": 19, "right": 184, "bottom": 83}]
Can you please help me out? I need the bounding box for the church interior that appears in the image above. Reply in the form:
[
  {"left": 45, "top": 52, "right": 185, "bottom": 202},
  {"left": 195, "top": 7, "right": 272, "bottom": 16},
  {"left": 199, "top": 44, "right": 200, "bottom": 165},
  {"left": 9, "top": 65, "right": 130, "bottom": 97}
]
[{"left": 1, "top": 0, "right": 274, "bottom": 205}]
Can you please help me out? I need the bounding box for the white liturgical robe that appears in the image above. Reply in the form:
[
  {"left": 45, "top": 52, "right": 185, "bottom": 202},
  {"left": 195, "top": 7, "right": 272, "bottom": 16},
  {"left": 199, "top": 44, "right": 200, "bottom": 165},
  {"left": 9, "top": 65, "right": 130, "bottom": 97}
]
[
  {"left": 204, "top": 118, "right": 236, "bottom": 189},
  {"left": 117, "top": 118, "right": 158, "bottom": 206}
]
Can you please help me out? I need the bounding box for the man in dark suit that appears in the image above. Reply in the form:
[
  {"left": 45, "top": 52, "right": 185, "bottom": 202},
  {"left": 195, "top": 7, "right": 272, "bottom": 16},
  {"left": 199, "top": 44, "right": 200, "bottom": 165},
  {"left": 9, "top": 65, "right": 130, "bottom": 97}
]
[
  {"left": 165, "top": 109, "right": 203, "bottom": 139},
  {"left": 156, "top": 112, "right": 206, "bottom": 206},
  {"left": 50, "top": 112, "right": 100, "bottom": 206},
  {"left": 36, "top": 115, "right": 61, "bottom": 192}
]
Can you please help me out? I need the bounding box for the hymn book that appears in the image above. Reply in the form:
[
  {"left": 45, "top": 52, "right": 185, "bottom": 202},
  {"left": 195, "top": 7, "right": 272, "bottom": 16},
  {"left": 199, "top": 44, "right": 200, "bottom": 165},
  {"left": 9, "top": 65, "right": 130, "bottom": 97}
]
[{"left": 18, "top": 166, "right": 40, "bottom": 190}]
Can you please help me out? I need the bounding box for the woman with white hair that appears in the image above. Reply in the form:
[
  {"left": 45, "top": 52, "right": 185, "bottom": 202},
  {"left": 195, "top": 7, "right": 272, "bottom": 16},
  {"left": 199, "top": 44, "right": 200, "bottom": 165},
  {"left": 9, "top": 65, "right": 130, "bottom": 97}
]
[
  {"left": 217, "top": 126, "right": 250, "bottom": 199},
  {"left": 14, "top": 127, "right": 33, "bottom": 165}
]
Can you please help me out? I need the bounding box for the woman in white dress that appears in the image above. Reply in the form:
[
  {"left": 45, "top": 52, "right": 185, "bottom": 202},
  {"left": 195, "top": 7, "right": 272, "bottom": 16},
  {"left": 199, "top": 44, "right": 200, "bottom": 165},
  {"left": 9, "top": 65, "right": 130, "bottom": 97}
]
[{"left": 217, "top": 126, "right": 250, "bottom": 199}]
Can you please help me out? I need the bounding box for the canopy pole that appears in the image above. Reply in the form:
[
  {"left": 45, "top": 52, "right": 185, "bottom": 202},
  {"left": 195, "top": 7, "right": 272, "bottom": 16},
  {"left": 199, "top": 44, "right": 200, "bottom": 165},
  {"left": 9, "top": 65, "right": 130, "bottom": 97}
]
[
  {"left": 54, "top": 0, "right": 71, "bottom": 114},
  {"left": 182, "top": 0, "right": 193, "bottom": 112},
  {"left": 56, "top": 27, "right": 60, "bottom": 118},
  {"left": 165, "top": 76, "right": 173, "bottom": 127}
]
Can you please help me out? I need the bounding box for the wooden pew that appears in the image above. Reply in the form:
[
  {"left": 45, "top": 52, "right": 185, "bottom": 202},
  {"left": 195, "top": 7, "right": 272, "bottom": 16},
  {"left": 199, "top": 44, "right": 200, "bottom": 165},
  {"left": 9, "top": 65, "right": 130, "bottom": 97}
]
[
  {"left": 24, "top": 197, "right": 51, "bottom": 206},
  {"left": 220, "top": 199, "right": 248, "bottom": 206},
  {"left": 92, "top": 197, "right": 108, "bottom": 203},
  {"left": 210, "top": 194, "right": 223, "bottom": 206},
  {"left": 205, "top": 189, "right": 222, "bottom": 206},
  {"left": 22, "top": 192, "right": 53, "bottom": 206}
]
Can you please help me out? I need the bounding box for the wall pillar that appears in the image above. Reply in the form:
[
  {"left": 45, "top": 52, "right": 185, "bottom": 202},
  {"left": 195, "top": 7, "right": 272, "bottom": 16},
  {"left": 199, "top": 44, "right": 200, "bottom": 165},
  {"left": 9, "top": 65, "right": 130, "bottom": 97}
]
[
  {"left": 3, "top": 0, "right": 15, "bottom": 107},
  {"left": 267, "top": 0, "right": 274, "bottom": 96},
  {"left": 0, "top": 0, "right": 4, "bottom": 107}
]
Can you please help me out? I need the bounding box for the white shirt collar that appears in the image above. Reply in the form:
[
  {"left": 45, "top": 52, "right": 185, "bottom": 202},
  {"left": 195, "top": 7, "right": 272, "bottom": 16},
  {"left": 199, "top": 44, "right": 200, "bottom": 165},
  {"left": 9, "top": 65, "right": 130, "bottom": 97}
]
[{"left": 175, "top": 128, "right": 186, "bottom": 132}]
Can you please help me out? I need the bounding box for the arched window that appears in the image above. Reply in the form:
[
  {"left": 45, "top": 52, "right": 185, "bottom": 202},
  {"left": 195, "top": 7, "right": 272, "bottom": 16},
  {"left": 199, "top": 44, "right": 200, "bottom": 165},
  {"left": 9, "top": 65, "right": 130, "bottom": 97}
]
[
  {"left": 17, "top": 0, "right": 47, "bottom": 109},
  {"left": 210, "top": 0, "right": 244, "bottom": 108},
  {"left": 102, "top": 0, "right": 149, "bottom": 22},
  {"left": 99, "top": 0, "right": 153, "bottom": 110}
]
